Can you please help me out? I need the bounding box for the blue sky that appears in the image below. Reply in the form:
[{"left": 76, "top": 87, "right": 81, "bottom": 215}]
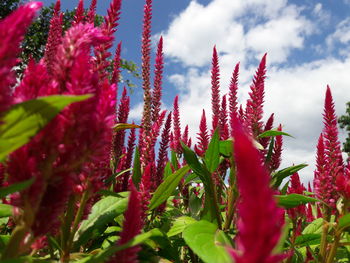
[{"left": 39, "top": 0, "right": 350, "bottom": 183}]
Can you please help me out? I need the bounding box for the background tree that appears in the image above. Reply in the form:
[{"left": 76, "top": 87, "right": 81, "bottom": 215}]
[{"left": 339, "top": 102, "right": 350, "bottom": 158}]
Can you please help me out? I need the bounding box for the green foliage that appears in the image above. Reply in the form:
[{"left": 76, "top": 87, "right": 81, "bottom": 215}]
[{"left": 339, "top": 101, "right": 350, "bottom": 157}]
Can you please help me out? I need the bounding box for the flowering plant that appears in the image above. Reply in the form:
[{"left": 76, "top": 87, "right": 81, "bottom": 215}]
[{"left": 1, "top": 1, "right": 350, "bottom": 263}]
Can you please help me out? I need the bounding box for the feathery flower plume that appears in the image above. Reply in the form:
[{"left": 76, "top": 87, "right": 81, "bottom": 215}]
[
  {"left": 211, "top": 46, "right": 221, "bottom": 132},
  {"left": 259, "top": 113, "right": 274, "bottom": 150},
  {"left": 109, "top": 184, "right": 143, "bottom": 263},
  {"left": 230, "top": 118, "right": 285, "bottom": 263},
  {"left": 44, "top": 0, "right": 63, "bottom": 75},
  {"left": 287, "top": 172, "right": 306, "bottom": 220},
  {"left": 269, "top": 124, "right": 283, "bottom": 171},
  {"left": 182, "top": 125, "right": 189, "bottom": 147},
  {"left": 336, "top": 160, "right": 350, "bottom": 199},
  {"left": 140, "top": 163, "right": 152, "bottom": 218},
  {"left": 220, "top": 95, "right": 229, "bottom": 140},
  {"left": 94, "top": 0, "right": 122, "bottom": 79},
  {"left": 156, "top": 112, "right": 172, "bottom": 187},
  {"left": 229, "top": 62, "right": 240, "bottom": 135},
  {"left": 151, "top": 36, "right": 164, "bottom": 123},
  {"left": 245, "top": 54, "right": 267, "bottom": 137},
  {"left": 120, "top": 127, "right": 137, "bottom": 191},
  {"left": 111, "top": 42, "right": 122, "bottom": 84},
  {"left": 171, "top": 96, "right": 182, "bottom": 154},
  {"left": 73, "top": 0, "right": 85, "bottom": 26},
  {"left": 0, "top": 2, "right": 42, "bottom": 113},
  {"left": 195, "top": 109, "right": 210, "bottom": 157},
  {"left": 87, "top": 0, "right": 97, "bottom": 24}
]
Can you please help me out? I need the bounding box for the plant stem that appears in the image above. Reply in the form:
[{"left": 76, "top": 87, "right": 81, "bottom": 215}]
[
  {"left": 326, "top": 230, "right": 341, "bottom": 263},
  {"left": 1, "top": 223, "right": 29, "bottom": 259},
  {"left": 319, "top": 206, "right": 331, "bottom": 262}
]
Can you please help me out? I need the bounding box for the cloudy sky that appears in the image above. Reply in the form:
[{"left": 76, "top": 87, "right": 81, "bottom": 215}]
[{"left": 41, "top": 0, "right": 350, "bottom": 183}]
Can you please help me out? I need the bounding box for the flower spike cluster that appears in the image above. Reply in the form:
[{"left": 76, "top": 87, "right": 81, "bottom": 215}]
[
  {"left": 230, "top": 118, "right": 285, "bottom": 263},
  {"left": 211, "top": 46, "right": 221, "bottom": 133}
]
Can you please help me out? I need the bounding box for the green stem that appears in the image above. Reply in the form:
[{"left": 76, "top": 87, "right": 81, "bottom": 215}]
[
  {"left": 319, "top": 207, "right": 331, "bottom": 262},
  {"left": 2, "top": 223, "right": 29, "bottom": 259},
  {"left": 61, "top": 187, "right": 90, "bottom": 263},
  {"left": 326, "top": 230, "right": 341, "bottom": 263}
]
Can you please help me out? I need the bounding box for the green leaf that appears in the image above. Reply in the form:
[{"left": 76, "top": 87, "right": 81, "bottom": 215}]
[
  {"left": 205, "top": 129, "right": 220, "bottom": 173},
  {"left": 294, "top": 234, "right": 321, "bottom": 247},
  {"left": 0, "top": 204, "right": 12, "bottom": 218},
  {"left": 339, "top": 214, "right": 350, "bottom": 230},
  {"left": 0, "top": 94, "right": 92, "bottom": 162},
  {"left": 113, "top": 123, "right": 141, "bottom": 131},
  {"left": 271, "top": 164, "right": 308, "bottom": 188},
  {"left": 257, "top": 130, "right": 293, "bottom": 139},
  {"left": 132, "top": 147, "right": 141, "bottom": 188},
  {"left": 276, "top": 194, "right": 319, "bottom": 208},
  {"left": 0, "top": 178, "right": 34, "bottom": 199},
  {"left": 302, "top": 218, "right": 324, "bottom": 235},
  {"left": 219, "top": 140, "right": 233, "bottom": 157},
  {"left": 149, "top": 165, "right": 190, "bottom": 210},
  {"left": 167, "top": 216, "right": 197, "bottom": 237},
  {"left": 184, "top": 173, "right": 198, "bottom": 185},
  {"left": 183, "top": 220, "right": 232, "bottom": 263},
  {"left": 74, "top": 193, "right": 129, "bottom": 248},
  {"left": 76, "top": 229, "right": 163, "bottom": 263}
]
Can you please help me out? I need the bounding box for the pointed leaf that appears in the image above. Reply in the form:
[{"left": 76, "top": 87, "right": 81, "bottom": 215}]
[
  {"left": 149, "top": 165, "right": 190, "bottom": 210},
  {"left": 205, "top": 129, "right": 220, "bottom": 173},
  {"left": 0, "top": 178, "right": 34, "bottom": 199},
  {"left": 339, "top": 214, "right": 350, "bottom": 230},
  {"left": 0, "top": 94, "right": 92, "bottom": 161},
  {"left": 271, "top": 164, "right": 308, "bottom": 188},
  {"left": 132, "top": 147, "right": 141, "bottom": 188},
  {"left": 167, "top": 216, "right": 197, "bottom": 237},
  {"left": 0, "top": 204, "right": 12, "bottom": 218},
  {"left": 219, "top": 139, "right": 233, "bottom": 157},
  {"left": 113, "top": 123, "right": 141, "bottom": 132},
  {"left": 302, "top": 218, "right": 324, "bottom": 234},
  {"left": 294, "top": 234, "right": 321, "bottom": 247},
  {"left": 183, "top": 220, "right": 232, "bottom": 263},
  {"left": 275, "top": 194, "right": 319, "bottom": 208},
  {"left": 257, "top": 130, "right": 293, "bottom": 139}
]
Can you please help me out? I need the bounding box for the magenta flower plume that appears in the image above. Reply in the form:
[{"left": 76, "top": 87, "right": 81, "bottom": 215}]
[
  {"left": 230, "top": 118, "right": 285, "bottom": 263},
  {"left": 211, "top": 46, "right": 221, "bottom": 132},
  {"left": 156, "top": 112, "right": 172, "bottom": 187},
  {"left": 336, "top": 160, "right": 350, "bottom": 199},
  {"left": 109, "top": 184, "right": 143, "bottom": 263},
  {"left": 171, "top": 95, "right": 182, "bottom": 154},
  {"left": 111, "top": 42, "right": 122, "bottom": 84},
  {"left": 0, "top": 1, "right": 42, "bottom": 113},
  {"left": 259, "top": 113, "right": 274, "bottom": 150},
  {"left": 229, "top": 62, "right": 240, "bottom": 136},
  {"left": 140, "top": 162, "right": 153, "bottom": 218},
  {"left": 182, "top": 125, "right": 189, "bottom": 147},
  {"left": 245, "top": 53, "right": 267, "bottom": 137},
  {"left": 287, "top": 172, "right": 306, "bottom": 220},
  {"left": 73, "top": 0, "right": 85, "bottom": 26},
  {"left": 151, "top": 36, "right": 164, "bottom": 123},
  {"left": 120, "top": 126, "right": 137, "bottom": 191},
  {"left": 44, "top": 0, "right": 63, "bottom": 75},
  {"left": 269, "top": 124, "right": 283, "bottom": 171},
  {"left": 87, "top": 0, "right": 97, "bottom": 23},
  {"left": 195, "top": 109, "right": 209, "bottom": 157},
  {"left": 220, "top": 95, "right": 229, "bottom": 140},
  {"left": 94, "top": 0, "right": 122, "bottom": 80}
]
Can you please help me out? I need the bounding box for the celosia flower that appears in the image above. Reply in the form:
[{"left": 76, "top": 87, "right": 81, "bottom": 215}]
[
  {"left": 194, "top": 109, "right": 209, "bottom": 157},
  {"left": 287, "top": 172, "right": 306, "bottom": 220},
  {"left": 151, "top": 36, "right": 164, "bottom": 123},
  {"left": 211, "top": 46, "right": 221, "bottom": 132},
  {"left": 171, "top": 95, "right": 182, "bottom": 154},
  {"left": 220, "top": 94, "right": 229, "bottom": 140},
  {"left": 109, "top": 184, "right": 143, "bottom": 263},
  {"left": 229, "top": 62, "right": 240, "bottom": 136},
  {"left": 269, "top": 124, "right": 283, "bottom": 171},
  {"left": 229, "top": 119, "right": 286, "bottom": 263},
  {"left": 111, "top": 42, "right": 122, "bottom": 84},
  {"left": 0, "top": 1, "right": 42, "bottom": 114},
  {"left": 87, "top": 0, "right": 97, "bottom": 24},
  {"left": 245, "top": 54, "right": 267, "bottom": 137},
  {"left": 336, "top": 160, "right": 350, "bottom": 199},
  {"left": 259, "top": 113, "right": 274, "bottom": 150},
  {"left": 44, "top": 0, "right": 62, "bottom": 75},
  {"left": 72, "top": 0, "right": 85, "bottom": 26}
]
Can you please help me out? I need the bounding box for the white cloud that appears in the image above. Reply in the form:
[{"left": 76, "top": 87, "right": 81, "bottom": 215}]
[
  {"left": 150, "top": 0, "right": 350, "bottom": 185},
  {"left": 327, "top": 18, "right": 350, "bottom": 47}
]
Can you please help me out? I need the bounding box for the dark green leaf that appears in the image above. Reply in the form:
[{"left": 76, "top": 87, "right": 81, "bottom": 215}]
[
  {"left": 294, "top": 234, "right": 321, "bottom": 247},
  {"left": 0, "top": 94, "right": 92, "bottom": 161},
  {"left": 257, "top": 130, "right": 293, "bottom": 139},
  {"left": 183, "top": 220, "right": 232, "bottom": 263},
  {"left": 271, "top": 164, "right": 308, "bottom": 188},
  {"left": 0, "top": 204, "right": 12, "bottom": 218},
  {"left": 113, "top": 123, "right": 141, "bottom": 131},
  {"left": 74, "top": 193, "right": 129, "bottom": 248},
  {"left": 149, "top": 165, "right": 190, "bottom": 210},
  {"left": 184, "top": 173, "right": 198, "bottom": 185},
  {"left": 0, "top": 178, "right": 34, "bottom": 199},
  {"left": 276, "top": 194, "right": 319, "bottom": 208},
  {"left": 205, "top": 129, "right": 220, "bottom": 173},
  {"left": 132, "top": 147, "right": 141, "bottom": 188}
]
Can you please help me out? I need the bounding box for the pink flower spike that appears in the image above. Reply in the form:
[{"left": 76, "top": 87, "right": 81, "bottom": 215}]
[
  {"left": 73, "top": 0, "right": 85, "bottom": 26},
  {"left": 269, "top": 124, "right": 283, "bottom": 171},
  {"left": 152, "top": 36, "right": 164, "bottom": 123},
  {"left": 231, "top": 118, "right": 286, "bottom": 263},
  {"left": 109, "top": 184, "right": 143, "bottom": 263},
  {"left": 245, "top": 53, "right": 267, "bottom": 137},
  {"left": 220, "top": 94, "right": 229, "bottom": 140},
  {"left": 171, "top": 96, "right": 182, "bottom": 154},
  {"left": 259, "top": 113, "right": 274, "bottom": 150},
  {"left": 0, "top": 1, "right": 42, "bottom": 113},
  {"left": 229, "top": 62, "right": 240, "bottom": 135},
  {"left": 211, "top": 46, "right": 221, "bottom": 132},
  {"left": 53, "top": 0, "right": 61, "bottom": 15},
  {"left": 287, "top": 172, "right": 306, "bottom": 220},
  {"left": 87, "top": 0, "right": 97, "bottom": 24},
  {"left": 111, "top": 42, "right": 122, "bottom": 84},
  {"left": 195, "top": 109, "right": 209, "bottom": 156}
]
